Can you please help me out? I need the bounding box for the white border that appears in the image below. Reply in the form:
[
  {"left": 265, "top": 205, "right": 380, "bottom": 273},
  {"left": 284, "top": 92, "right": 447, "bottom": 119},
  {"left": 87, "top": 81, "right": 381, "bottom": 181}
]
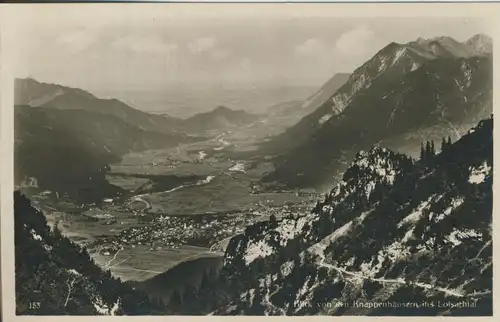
[{"left": 0, "top": 2, "right": 498, "bottom": 322}]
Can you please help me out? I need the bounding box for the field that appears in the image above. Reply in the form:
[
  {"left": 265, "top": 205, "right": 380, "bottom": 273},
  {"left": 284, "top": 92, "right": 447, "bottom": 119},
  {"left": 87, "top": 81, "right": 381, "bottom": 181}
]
[
  {"left": 91, "top": 244, "right": 223, "bottom": 282},
  {"left": 109, "top": 126, "right": 315, "bottom": 216},
  {"left": 43, "top": 204, "right": 146, "bottom": 243}
]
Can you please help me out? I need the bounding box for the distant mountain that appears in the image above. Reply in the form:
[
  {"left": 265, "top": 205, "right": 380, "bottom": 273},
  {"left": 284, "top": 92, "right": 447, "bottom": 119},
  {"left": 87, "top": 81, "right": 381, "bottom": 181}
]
[
  {"left": 14, "top": 106, "right": 198, "bottom": 203},
  {"left": 15, "top": 78, "right": 186, "bottom": 134},
  {"left": 297, "top": 73, "right": 351, "bottom": 114},
  {"left": 263, "top": 35, "right": 492, "bottom": 189},
  {"left": 15, "top": 78, "right": 264, "bottom": 135},
  {"left": 14, "top": 191, "right": 169, "bottom": 315},
  {"left": 215, "top": 117, "right": 492, "bottom": 315},
  {"left": 15, "top": 77, "right": 94, "bottom": 107},
  {"left": 465, "top": 34, "right": 493, "bottom": 55},
  {"left": 262, "top": 34, "right": 492, "bottom": 154},
  {"left": 410, "top": 34, "right": 492, "bottom": 59},
  {"left": 266, "top": 73, "right": 350, "bottom": 118},
  {"left": 183, "top": 105, "right": 260, "bottom": 133}
]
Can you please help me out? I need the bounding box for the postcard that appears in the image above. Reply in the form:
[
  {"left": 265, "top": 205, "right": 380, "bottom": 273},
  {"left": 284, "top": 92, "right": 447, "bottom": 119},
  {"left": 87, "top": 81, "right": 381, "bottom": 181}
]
[{"left": 0, "top": 2, "right": 497, "bottom": 320}]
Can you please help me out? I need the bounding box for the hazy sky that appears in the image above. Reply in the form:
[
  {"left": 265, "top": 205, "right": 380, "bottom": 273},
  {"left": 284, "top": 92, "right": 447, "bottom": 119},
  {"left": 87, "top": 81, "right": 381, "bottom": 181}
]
[{"left": 10, "top": 4, "right": 490, "bottom": 93}]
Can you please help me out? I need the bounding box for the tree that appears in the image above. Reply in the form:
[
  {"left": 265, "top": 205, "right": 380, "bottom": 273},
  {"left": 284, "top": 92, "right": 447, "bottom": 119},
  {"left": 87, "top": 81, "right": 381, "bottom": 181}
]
[
  {"left": 420, "top": 142, "right": 426, "bottom": 162},
  {"left": 425, "top": 141, "right": 433, "bottom": 162},
  {"left": 250, "top": 287, "right": 263, "bottom": 315},
  {"left": 447, "top": 136, "right": 452, "bottom": 147},
  {"left": 169, "top": 289, "right": 183, "bottom": 313},
  {"left": 441, "top": 137, "right": 447, "bottom": 153},
  {"left": 312, "top": 201, "right": 322, "bottom": 214},
  {"left": 431, "top": 140, "right": 436, "bottom": 156},
  {"left": 269, "top": 214, "right": 278, "bottom": 228}
]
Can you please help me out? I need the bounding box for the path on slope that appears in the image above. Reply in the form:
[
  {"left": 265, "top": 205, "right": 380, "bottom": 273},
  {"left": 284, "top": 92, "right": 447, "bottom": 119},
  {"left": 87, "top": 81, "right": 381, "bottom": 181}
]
[
  {"left": 306, "top": 212, "right": 468, "bottom": 299},
  {"left": 313, "top": 238, "right": 468, "bottom": 298},
  {"left": 317, "top": 256, "right": 465, "bottom": 298}
]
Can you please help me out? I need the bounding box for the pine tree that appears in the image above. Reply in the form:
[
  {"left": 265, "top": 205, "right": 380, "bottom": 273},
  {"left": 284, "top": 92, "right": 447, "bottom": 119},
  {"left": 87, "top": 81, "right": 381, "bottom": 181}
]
[
  {"left": 447, "top": 136, "right": 452, "bottom": 147},
  {"left": 200, "top": 269, "right": 212, "bottom": 291},
  {"left": 441, "top": 137, "right": 447, "bottom": 153},
  {"left": 420, "top": 142, "right": 426, "bottom": 162},
  {"left": 250, "top": 287, "right": 263, "bottom": 314},
  {"left": 269, "top": 214, "right": 278, "bottom": 228},
  {"left": 431, "top": 140, "right": 436, "bottom": 156},
  {"left": 169, "top": 289, "right": 183, "bottom": 313},
  {"left": 312, "top": 201, "right": 321, "bottom": 214},
  {"left": 181, "top": 284, "right": 199, "bottom": 314},
  {"left": 425, "top": 141, "right": 432, "bottom": 159}
]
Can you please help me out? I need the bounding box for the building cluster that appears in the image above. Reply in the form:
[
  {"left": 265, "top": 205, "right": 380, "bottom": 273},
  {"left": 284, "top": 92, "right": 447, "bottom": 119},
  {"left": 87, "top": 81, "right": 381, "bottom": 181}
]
[{"left": 90, "top": 212, "right": 264, "bottom": 253}]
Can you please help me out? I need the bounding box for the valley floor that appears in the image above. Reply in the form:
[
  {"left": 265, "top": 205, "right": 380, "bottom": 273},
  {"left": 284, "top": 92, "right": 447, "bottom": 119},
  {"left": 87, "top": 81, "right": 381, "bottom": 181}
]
[{"left": 26, "top": 125, "right": 318, "bottom": 282}]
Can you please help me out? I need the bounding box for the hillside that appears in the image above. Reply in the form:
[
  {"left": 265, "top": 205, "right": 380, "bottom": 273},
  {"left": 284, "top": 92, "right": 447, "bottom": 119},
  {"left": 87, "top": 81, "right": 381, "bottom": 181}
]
[
  {"left": 183, "top": 105, "right": 260, "bottom": 133},
  {"left": 134, "top": 256, "right": 224, "bottom": 302},
  {"left": 15, "top": 78, "right": 186, "bottom": 134},
  {"left": 266, "top": 73, "right": 350, "bottom": 118},
  {"left": 266, "top": 100, "right": 303, "bottom": 116},
  {"left": 131, "top": 256, "right": 230, "bottom": 315},
  {"left": 14, "top": 106, "right": 197, "bottom": 203},
  {"left": 262, "top": 34, "right": 492, "bottom": 155},
  {"left": 216, "top": 117, "right": 492, "bottom": 316},
  {"left": 15, "top": 78, "right": 264, "bottom": 135},
  {"left": 297, "top": 73, "right": 351, "bottom": 115},
  {"left": 15, "top": 77, "right": 94, "bottom": 107},
  {"left": 14, "top": 191, "right": 169, "bottom": 315},
  {"left": 263, "top": 48, "right": 492, "bottom": 189}
]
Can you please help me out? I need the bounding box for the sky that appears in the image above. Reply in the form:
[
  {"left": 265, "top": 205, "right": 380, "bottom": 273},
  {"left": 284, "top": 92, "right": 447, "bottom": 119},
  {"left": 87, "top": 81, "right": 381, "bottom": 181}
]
[{"left": 8, "top": 4, "right": 491, "bottom": 94}]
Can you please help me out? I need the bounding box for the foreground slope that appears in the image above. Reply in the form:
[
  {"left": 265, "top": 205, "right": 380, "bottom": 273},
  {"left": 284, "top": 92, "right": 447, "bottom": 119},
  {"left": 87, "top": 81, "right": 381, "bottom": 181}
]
[
  {"left": 216, "top": 117, "right": 492, "bottom": 316},
  {"left": 14, "top": 191, "right": 168, "bottom": 315}
]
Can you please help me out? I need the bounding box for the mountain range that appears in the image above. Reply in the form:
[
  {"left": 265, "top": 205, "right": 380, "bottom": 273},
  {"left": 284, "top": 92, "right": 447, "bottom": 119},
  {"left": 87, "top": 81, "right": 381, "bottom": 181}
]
[
  {"left": 15, "top": 78, "right": 184, "bottom": 135},
  {"left": 15, "top": 78, "right": 260, "bottom": 135},
  {"left": 216, "top": 116, "right": 492, "bottom": 315},
  {"left": 14, "top": 104, "right": 202, "bottom": 203},
  {"left": 262, "top": 34, "right": 492, "bottom": 189},
  {"left": 14, "top": 78, "right": 260, "bottom": 202}
]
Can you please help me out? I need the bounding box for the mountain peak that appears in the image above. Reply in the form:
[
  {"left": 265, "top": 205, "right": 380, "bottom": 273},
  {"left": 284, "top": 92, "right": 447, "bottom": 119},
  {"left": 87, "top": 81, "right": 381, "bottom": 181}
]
[
  {"left": 183, "top": 104, "right": 258, "bottom": 132},
  {"left": 465, "top": 33, "right": 492, "bottom": 54},
  {"left": 415, "top": 37, "right": 426, "bottom": 45},
  {"left": 429, "top": 35, "right": 455, "bottom": 42},
  {"left": 467, "top": 33, "right": 492, "bottom": 43},
  {"left": 214, "top": 105, "right": 232, "bottom": 113},
  {"left": 407, "top": 34, "right": 492, "bottom": 57}
]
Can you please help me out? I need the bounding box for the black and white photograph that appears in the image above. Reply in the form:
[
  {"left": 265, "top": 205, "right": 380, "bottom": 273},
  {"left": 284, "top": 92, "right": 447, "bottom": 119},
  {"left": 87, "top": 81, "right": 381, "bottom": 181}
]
[{"left": 0, "top": 2, "right": 494, "bottom": 317}]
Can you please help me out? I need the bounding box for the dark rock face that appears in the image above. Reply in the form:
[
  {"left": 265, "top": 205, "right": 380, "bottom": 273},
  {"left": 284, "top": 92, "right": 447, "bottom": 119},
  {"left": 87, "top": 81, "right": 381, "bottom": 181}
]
[{"left": 217, "top": 117, "right": 492, "bottom": 316}]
